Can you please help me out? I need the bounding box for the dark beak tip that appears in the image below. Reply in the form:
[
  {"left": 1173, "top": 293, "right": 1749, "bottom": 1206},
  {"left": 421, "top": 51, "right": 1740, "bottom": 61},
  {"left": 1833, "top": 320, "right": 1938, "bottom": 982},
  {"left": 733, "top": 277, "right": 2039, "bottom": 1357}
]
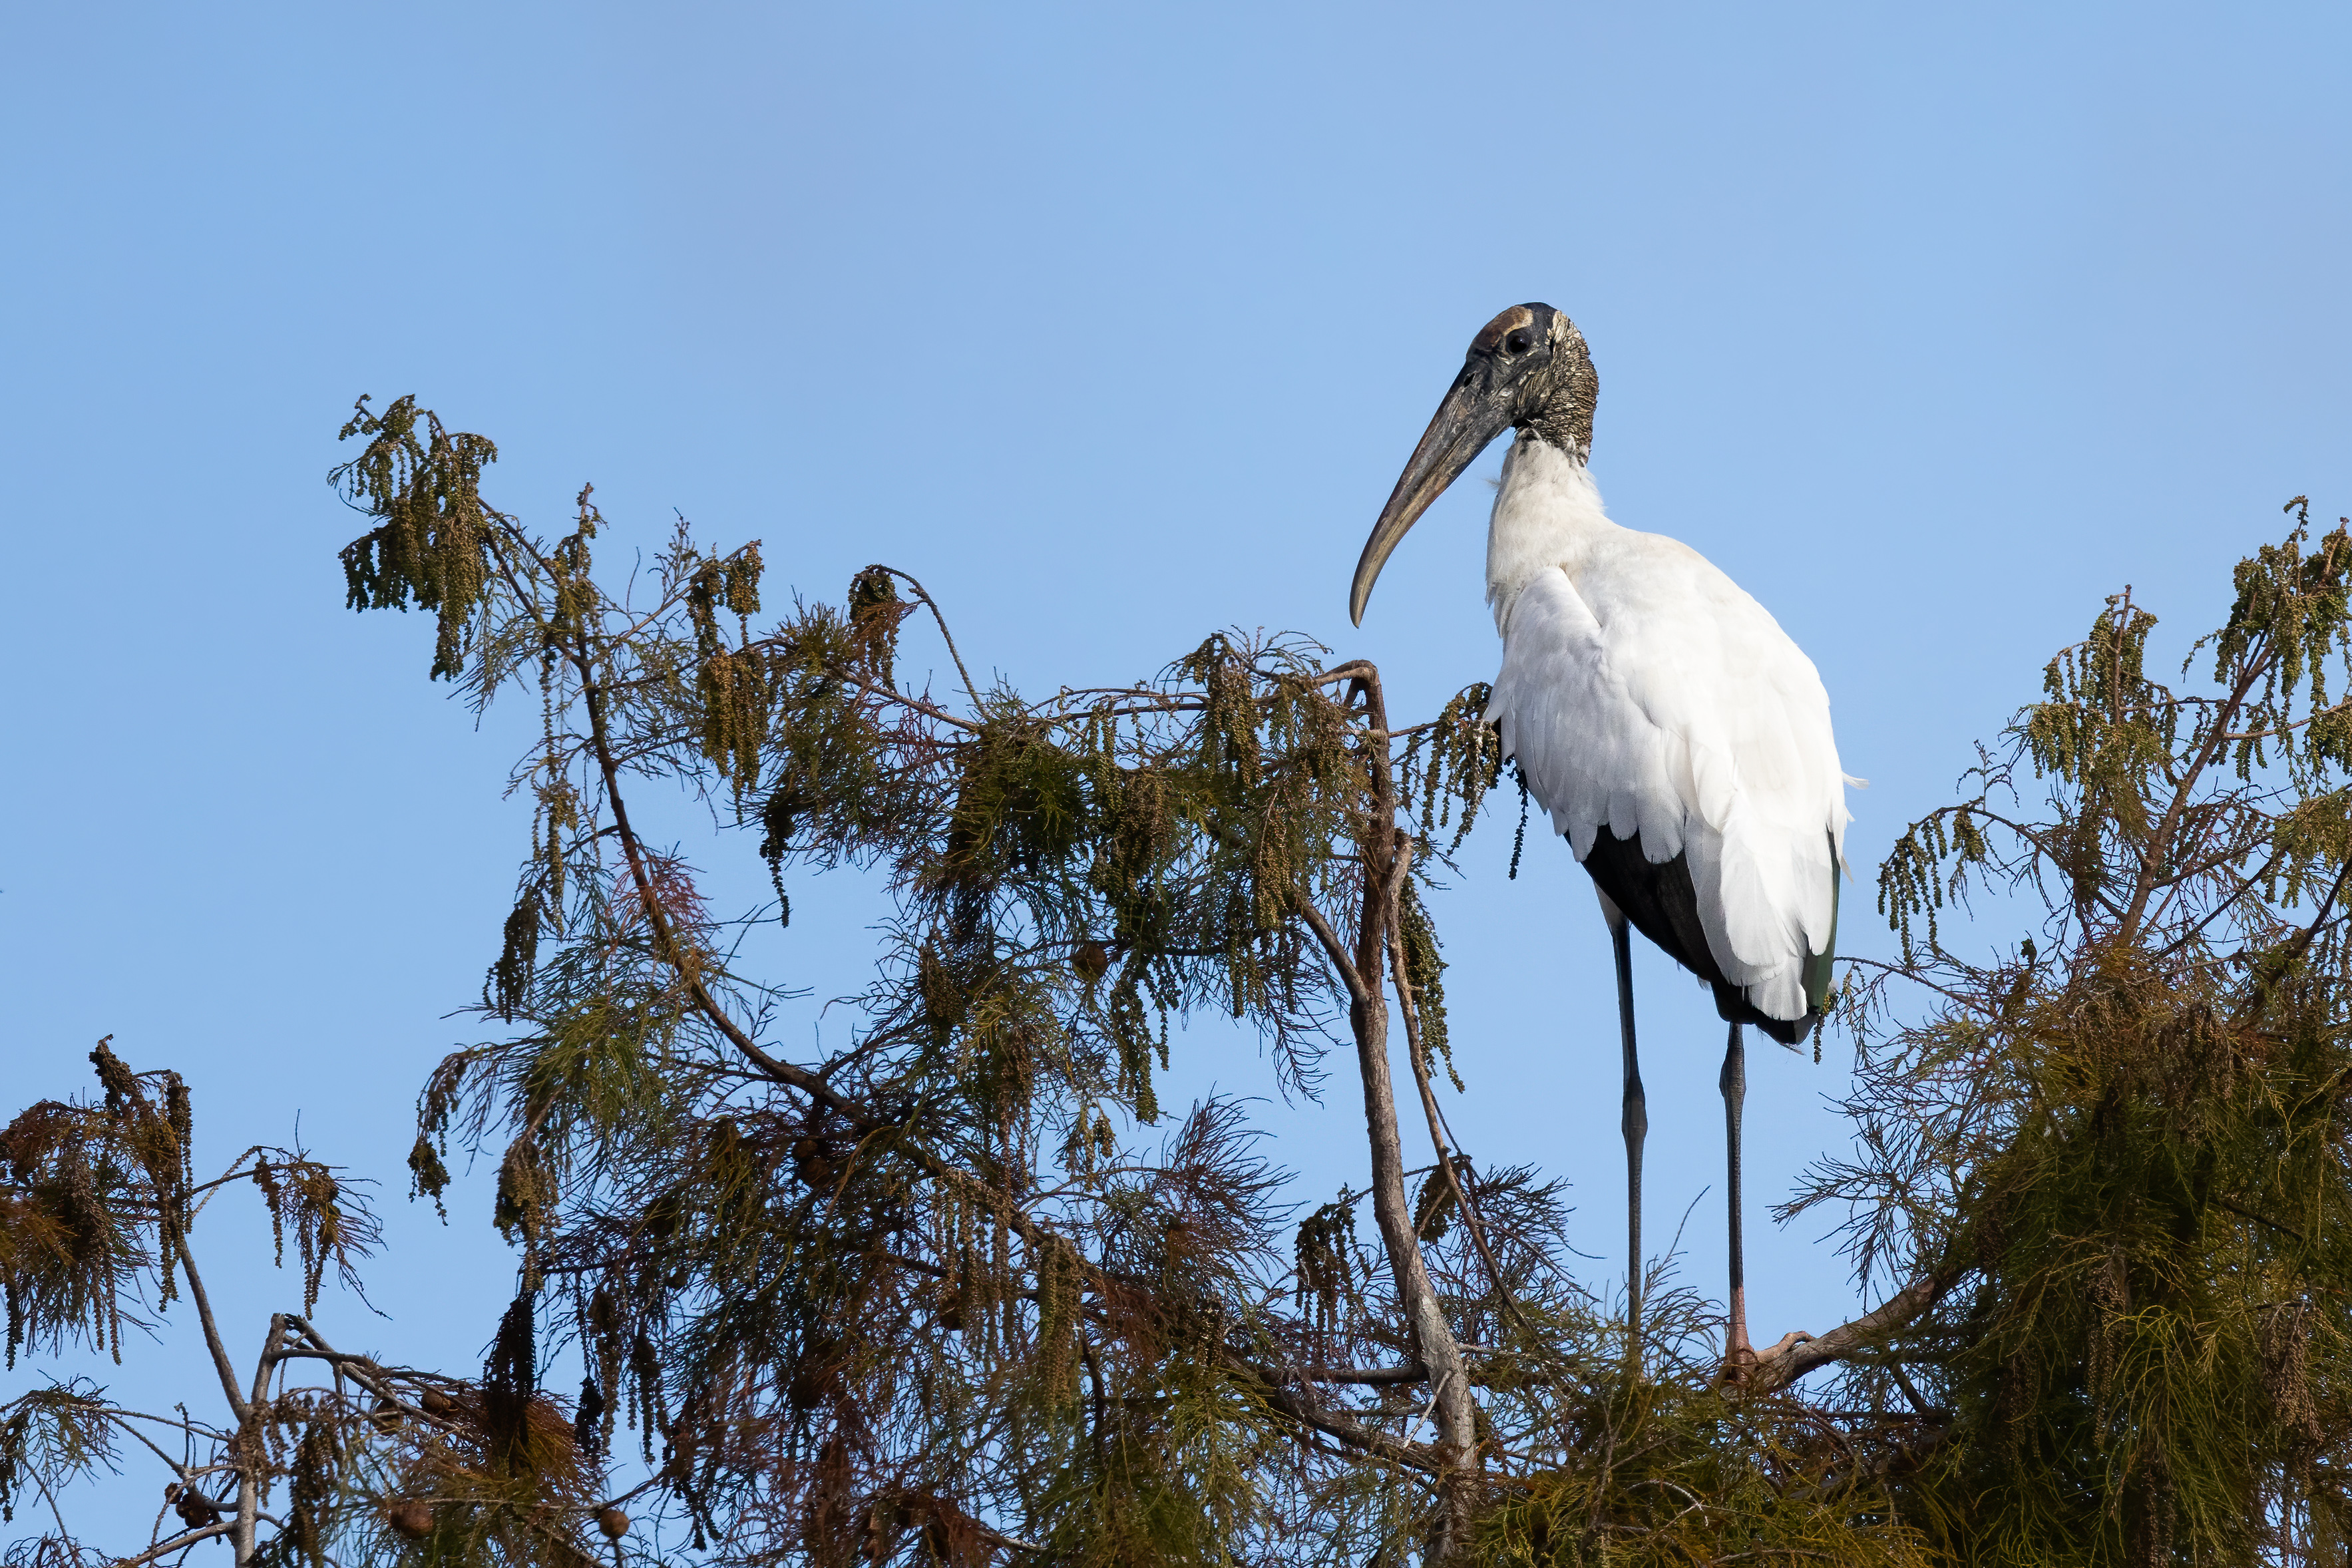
[{"left": 1349, "top": 363, "right": 1508, "bottom": 639}]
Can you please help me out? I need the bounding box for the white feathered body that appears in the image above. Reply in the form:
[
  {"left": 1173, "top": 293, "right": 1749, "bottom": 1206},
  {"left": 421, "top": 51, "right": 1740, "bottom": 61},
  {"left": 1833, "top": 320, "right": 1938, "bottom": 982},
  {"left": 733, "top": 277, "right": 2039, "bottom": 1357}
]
[{"left": 1483, "top": 437, "right": 1850, "bottom": 1024}]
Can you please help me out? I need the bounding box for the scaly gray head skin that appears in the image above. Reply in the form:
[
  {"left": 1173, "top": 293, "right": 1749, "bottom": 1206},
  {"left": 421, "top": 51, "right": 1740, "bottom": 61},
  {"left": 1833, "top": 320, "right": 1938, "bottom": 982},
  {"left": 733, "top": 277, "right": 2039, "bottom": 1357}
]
[{"left": 1349, "top": 302, "right": 1598, "bottom": 626}]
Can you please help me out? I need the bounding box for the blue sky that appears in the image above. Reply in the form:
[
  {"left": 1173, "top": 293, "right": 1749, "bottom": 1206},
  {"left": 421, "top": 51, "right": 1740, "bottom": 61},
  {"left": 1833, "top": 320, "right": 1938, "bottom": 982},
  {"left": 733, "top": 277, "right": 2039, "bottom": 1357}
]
[{"left": 5, "top": 1, "right": 2351, "bottom": 1540}]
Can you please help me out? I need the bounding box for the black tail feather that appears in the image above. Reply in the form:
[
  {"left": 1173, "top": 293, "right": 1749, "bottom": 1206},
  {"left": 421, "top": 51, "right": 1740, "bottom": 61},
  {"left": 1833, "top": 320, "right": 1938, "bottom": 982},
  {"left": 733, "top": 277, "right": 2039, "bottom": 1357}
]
[{"left": 1578, "top": 827, "right": 1821, "bottom": 1048}]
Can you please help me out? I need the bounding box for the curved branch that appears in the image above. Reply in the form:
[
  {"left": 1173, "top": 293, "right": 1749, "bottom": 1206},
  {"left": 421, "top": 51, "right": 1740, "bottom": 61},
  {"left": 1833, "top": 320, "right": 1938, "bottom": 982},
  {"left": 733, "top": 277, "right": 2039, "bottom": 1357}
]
[
  {"left": 1292, "top": 896, "right": 1371, "bottom": 1009},
  {"left": 115, "top": 1523, "right": 236, "bottom": 1567},
  {"left": 875, "top": 566, "right": 983, "bottom": 710}
]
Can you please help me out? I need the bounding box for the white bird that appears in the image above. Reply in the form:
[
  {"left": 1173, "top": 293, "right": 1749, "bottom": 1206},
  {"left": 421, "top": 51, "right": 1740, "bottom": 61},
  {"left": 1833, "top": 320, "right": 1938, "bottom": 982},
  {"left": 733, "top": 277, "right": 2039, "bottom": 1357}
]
[{"left": 1349, "top": 303, "right": 1850, "bottom": 1374}]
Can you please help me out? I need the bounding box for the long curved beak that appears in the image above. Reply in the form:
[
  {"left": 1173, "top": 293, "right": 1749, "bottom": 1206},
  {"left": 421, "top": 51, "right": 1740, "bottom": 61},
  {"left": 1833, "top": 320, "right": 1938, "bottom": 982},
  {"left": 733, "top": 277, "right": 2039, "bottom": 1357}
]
[{"left": 1349, "top": 366, "right": 1514, "bottom": 626}]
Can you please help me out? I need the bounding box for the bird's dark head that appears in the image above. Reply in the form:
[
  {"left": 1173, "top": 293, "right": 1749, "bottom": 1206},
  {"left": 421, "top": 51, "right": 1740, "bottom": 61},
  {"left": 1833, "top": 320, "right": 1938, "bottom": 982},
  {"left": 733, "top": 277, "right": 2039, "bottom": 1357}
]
[
  {"left": 1348, "top": 303, "right": 1598, "bottom": 626},
  {"left": 1469, "top": 303, "right": 1597, "bottom": 452}
]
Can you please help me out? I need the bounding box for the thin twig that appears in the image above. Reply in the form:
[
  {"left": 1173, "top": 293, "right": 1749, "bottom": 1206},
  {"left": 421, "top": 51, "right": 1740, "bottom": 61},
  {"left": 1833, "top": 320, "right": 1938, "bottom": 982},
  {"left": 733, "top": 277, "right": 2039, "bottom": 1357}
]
[{"left": 876, "top": 566, "right": 984, "bottom": 709}]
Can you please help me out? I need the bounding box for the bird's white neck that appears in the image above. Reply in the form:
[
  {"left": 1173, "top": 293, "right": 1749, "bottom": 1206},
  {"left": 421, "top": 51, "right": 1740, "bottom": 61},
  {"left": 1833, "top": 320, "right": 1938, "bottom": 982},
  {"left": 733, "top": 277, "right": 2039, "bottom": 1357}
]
[{"left": 1485, "top": 435, "right": 1619, "bottom": 634}]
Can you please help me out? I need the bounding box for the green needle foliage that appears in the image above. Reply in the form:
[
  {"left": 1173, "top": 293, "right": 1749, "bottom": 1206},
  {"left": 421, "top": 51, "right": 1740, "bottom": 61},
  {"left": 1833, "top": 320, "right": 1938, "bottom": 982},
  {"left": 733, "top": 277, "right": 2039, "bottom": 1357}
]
[
  {"left": 1808, "top": 500, "right": 2352, "bottom": 1565},
  {"left": 2, "top": 1043, "right": 622, "bottom": 1568},
  {"left": 308, "top": 397, "right": 1949, "bottom": 1567},
  {"left": 11, "top": 402, "right": 2350, "bottom": 1568},
  {"left": 321, "top": 402, "right": 2352, "bottom": 1566}
]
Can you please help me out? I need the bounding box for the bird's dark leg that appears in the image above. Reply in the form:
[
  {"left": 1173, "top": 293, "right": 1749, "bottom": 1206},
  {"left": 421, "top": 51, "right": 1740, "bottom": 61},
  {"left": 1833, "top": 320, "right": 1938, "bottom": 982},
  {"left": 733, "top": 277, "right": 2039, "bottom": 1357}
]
[
  {"left": 1605, "top": 898, "right": 1645, "bottom": 1369},
  {"left": 1720, "top": 1020, "right": 1753, "bottom": 1378}
]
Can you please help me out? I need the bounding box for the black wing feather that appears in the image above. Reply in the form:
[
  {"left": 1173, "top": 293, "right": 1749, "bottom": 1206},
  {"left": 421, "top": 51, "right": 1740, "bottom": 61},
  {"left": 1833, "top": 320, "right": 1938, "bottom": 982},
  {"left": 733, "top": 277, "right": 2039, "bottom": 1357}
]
[{"left": 1579, "top": 827, "right": 1817, "bottom": 1048}]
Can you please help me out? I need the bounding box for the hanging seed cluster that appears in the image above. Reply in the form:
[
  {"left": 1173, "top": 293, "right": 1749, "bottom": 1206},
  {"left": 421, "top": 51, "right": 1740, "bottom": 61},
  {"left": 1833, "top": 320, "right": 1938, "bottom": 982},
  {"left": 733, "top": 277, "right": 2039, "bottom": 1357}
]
[
  {"left": 1399, "top": 877, "right": 1463, "bottom": 1089},
  {"left": 319, "top": 401, "right": 1542, "bottom": 1565},
  {"left": 2, "top": 1041, "right": 217, "bottom": 1367},
  {"left": 1033, "top": 1231, "right": 1085, "bottom": 1410},
  {"left": 1827, "top": 507, "right": 2352, "bottom": 1565},
  {"left": 331, "top": 394, "right": 503, "bottom": 681},
  {"left": 321, "top": 395, "right": 2352, "bottom": 1568},
  {"left": 286, "top": 1416, "right": 340, "bottom": 1568},
  {"left": 686, "top": 543, "right": 770, "bottom": 798},
  {"left": 1294, "top": 1199, "right": 1357, "bottom": 1344},
  {"left": 0, "top": 1046, "right": 607, "bottom": 1567},
  {"left": 1402, "top": 681, "right": 1506, "bottom": 856},
  {"left": 59, "top": 397, "right": 2352, "bottom": 1568},
  {"left": 31, "top": 395, "right": 2352, "bottom": 1567},
  {"left": 321, "top": 400, "right": 1969, "bottom": 1568},
  {"left": 1, "top": 1042, "right": 658, "bottom": 1568}
]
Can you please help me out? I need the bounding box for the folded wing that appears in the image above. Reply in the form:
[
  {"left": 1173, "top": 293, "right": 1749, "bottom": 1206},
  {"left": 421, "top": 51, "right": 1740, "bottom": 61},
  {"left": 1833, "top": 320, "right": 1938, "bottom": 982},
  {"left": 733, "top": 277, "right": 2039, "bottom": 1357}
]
[{"left": 1487, "top": 542, "right": 1847, "bottom": 1032}]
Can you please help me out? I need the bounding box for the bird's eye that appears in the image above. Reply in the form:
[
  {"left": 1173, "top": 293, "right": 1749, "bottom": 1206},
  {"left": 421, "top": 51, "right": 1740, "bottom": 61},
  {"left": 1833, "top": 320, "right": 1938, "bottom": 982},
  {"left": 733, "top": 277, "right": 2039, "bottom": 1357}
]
[{"left": 1505, "top": 329, "right": 1535, "bottom": 355}]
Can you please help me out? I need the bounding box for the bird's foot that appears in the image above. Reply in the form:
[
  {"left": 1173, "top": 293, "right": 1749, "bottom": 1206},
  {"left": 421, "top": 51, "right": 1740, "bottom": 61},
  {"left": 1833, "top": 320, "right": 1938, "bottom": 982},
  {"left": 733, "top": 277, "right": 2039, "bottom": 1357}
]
[
  {"left": 1720, "top": 1330, "right": 1812, "bottom": 1386},
  {"left": 1719, "top": 1288, "right": 1756, "bottom": 1384}
]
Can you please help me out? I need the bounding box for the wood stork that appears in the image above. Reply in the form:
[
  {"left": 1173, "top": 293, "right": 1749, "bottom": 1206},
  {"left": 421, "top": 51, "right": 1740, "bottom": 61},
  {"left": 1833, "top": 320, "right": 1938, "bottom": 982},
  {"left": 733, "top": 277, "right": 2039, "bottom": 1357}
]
[{"left": 1350, "top": 303, "right": 1849, "bottom": 1374}]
